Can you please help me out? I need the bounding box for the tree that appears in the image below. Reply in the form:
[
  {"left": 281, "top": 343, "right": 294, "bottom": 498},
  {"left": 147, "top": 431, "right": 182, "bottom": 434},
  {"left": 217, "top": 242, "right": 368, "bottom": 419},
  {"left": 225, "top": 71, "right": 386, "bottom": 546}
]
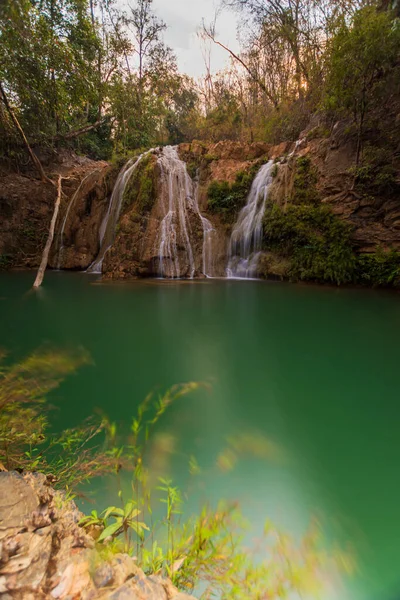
[
  {"left": 129, "top": 0, "right": 166, "bottom": 87},
  {"left": 325, "top": 6, "right": 400, "bottom": 164}
]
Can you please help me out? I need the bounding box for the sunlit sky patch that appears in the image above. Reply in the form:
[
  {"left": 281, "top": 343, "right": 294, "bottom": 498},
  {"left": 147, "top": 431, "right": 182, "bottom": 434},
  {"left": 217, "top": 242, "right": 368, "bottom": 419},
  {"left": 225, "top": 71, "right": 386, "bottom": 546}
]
[{"left": 123, "top": 0, "right": 241, "bottom": 78}]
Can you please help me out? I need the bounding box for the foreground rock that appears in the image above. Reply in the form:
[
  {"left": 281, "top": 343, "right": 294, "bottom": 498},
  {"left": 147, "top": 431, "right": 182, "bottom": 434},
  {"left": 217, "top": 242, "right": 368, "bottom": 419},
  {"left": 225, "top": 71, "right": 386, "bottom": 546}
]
[{"left": 0, "top": 471, "right": 194, "bottom": 600}]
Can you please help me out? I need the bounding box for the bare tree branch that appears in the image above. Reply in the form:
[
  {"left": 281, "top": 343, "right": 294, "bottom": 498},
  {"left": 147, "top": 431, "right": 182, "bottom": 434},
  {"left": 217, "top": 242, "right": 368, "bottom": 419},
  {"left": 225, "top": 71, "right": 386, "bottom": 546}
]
[{"left": 202, "top": 21, "right": 280, "bottom": 109}]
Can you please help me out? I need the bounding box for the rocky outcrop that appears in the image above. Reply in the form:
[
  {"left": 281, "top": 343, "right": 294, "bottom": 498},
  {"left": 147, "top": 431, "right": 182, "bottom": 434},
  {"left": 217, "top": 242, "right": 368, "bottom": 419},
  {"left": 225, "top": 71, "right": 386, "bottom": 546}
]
[
  {"left": 269, "top": 121, "right": 400, "bottom": 253},
  {"left": 0, "top": 150, "right": 112, "bottom": 271},
  {"left": 0, "top": 471, "right": 194, "bottom": 600},
  {"left": 2, "top": 126, "right": 399, "bottom": 281},
  {"left": 102, "top": 142, "right": 271, "bottom": 280}
]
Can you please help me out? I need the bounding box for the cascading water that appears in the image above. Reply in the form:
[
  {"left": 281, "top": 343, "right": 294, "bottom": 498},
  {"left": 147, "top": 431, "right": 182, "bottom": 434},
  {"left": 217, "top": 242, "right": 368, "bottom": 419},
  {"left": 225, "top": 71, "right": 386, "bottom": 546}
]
[
  {"left": 226, "top": 160, "right": 274, "bottom": 279},
  {"left": 156, "top": 146, "right": 215, "bottom": 279},
  {"left": 193, "top": 170, "right": 216, "bottom": 278},
  {"left": 56, "top": 170, "right": 102, "bottom": 269},
  {"left": 200, "top": 215, "right": 215, "bottom": 278},
  {"left": 87, "top": 151, "right": 152, "bottom": 274}
]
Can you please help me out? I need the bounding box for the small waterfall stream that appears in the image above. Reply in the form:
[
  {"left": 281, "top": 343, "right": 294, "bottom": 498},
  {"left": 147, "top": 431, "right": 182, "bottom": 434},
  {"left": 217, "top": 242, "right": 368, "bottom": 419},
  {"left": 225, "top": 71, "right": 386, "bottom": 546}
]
[
  {"left": 87, "top": 151, "right": 151, "bottom": 273},
  {"left": 194, "top": 171, "right": 216, "bottom": 279},
  {"left": 156, "top": 146, "right": 215, "bottom": 279},
  {"left": 227, "top": 160, "right": 274, "bottom": 279},
  {"left": 56, "top": 170, "right": 101, "bottom": 269}
]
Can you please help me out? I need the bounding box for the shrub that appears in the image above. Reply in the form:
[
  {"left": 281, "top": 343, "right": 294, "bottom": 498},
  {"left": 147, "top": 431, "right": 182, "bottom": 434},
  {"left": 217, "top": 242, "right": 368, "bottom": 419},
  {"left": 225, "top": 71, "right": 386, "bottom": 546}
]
[
  {"left": 207, "top": 163, "right": 263, "bottom": 222},
  {"left": 263, "top": 203, "right": 356, "bottom": 284},
  {"left": 291, "top": 156, "right": 320, "bottom": 205},
  {"left": 349, "top": 159, "right": 397, "bottom": 195},
  {"left": 355, "top": 249, "right": 400, "bottom": 287},
  {"left": 306, "top": 125, "right": 331, "bottom": 140}
]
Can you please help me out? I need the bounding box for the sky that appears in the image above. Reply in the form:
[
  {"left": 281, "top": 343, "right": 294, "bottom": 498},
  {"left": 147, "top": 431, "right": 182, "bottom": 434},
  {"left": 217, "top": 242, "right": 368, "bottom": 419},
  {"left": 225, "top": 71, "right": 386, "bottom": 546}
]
[{"left": 151, "top": 0, "right": 240, "bottom": 79}]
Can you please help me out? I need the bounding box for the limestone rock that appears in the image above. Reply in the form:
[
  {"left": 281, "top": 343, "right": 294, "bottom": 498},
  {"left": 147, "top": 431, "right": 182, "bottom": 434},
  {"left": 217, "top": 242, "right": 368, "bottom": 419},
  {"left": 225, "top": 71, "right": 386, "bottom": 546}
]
[{"left": 0, "top": 472, "right": 198, "bottom": 600}]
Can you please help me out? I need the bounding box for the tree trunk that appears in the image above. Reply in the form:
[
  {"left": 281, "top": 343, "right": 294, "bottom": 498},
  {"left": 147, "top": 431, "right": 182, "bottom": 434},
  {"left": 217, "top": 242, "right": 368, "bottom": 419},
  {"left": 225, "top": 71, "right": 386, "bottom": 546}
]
[
  {"left": 0, "top": 82, "right": 52, "bottom": 184},
  {"left": 33, "top": 176, "right": 62, "bottom": 288}
]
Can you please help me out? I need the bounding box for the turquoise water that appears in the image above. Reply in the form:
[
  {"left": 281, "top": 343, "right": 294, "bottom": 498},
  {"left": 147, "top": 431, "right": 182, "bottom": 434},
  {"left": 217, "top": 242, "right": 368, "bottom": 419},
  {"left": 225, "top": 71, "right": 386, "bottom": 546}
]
[{"left": 1, "top": 271, "right": 400, "bottom": 599}]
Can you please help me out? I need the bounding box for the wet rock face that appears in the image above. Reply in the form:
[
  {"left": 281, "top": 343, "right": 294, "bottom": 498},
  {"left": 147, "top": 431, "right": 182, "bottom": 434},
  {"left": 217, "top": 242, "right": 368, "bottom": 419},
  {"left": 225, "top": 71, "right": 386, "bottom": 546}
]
[
  {"left": 0, "top": 472, "right": 195, "bottom": 600},
  {"left": 102, "top": 146, "right": 234, "bottom": 280},
  {"left": 270, "top": 128, "right": 400, "bottom": 254},
  {"left": 0, "top": 153, "right": 112, "bottom": 271},
  {"left": 49, "top": 164, "right": 113, "bottom": 270}
]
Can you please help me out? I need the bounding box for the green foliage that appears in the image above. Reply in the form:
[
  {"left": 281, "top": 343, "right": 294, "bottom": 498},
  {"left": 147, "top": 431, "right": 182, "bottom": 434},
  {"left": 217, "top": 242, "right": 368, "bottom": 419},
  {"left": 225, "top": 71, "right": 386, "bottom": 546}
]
[
  {"left": 306, "top": 125, "right": 331, "bottom": 140},
  {"left": 291, "top": 156, "right": 320, "bottom": 205},
  {"left": 263, "top": 203, "right": 356, "bottom": 284},
  {"left": 195, "top": 87, "right": 243, "bottom": 142},
  {"left": 324, "top": 6, "right": 400, "bottom": 156},
  {"left": 74, "top": 118, "right": 114, "bottom": 161},
  {"left": 0, "top": 0, "right": 103, "bottom": 143},
  {"left": 0, "top": 348, "right": 120, "bottom": 487},
  {"left": 355, "top": 249, "right": 400, "bottom": 287},
  {"left": 207, "top": 164, "right": 261, "bottom": 223},
  {"left": 0, "top": 346, "right": 352, "bottom": 596},
  {"left": 262, "top": 101, "right": 312, "bottom": 145},
  {"left": 349, "top": 146, "right": 398, "bottom": 195}
]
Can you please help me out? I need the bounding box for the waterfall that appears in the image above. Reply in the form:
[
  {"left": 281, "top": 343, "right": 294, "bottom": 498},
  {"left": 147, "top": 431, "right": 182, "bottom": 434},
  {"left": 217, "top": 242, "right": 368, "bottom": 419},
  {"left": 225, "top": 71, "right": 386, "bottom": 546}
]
[
  {"left": 193, "top": 171, "right": 216, "bottom": 278},
  {"left": 156, "top": 146, "right": 215, "bottom": 279},
  {"left": 87, "top": 151, "right": 151, "bottom": 274},
  {"left": 56, "top": 170, "right": 100, "bottom": 269},
  {"left": 200, "top": 215, "right": 215, "bottom": 278},
  {"left": 227, "top": 160, "right": 274, "bottom": 279}
]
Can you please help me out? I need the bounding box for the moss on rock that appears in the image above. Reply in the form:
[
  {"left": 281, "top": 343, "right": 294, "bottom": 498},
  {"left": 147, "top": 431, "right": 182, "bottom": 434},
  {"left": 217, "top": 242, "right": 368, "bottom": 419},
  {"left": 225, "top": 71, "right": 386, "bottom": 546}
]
[
  {"left": 207, "top": 161, "right": 265, "bottom": 223},
  {"left": 263, "top": 203, "right": 356, "bottom": 284},
  {"left": 291, "top": 156, "right": 320, "bottom": 205},
  {"left": 122, "top": 154, "right": 157, "bottom": 214}
]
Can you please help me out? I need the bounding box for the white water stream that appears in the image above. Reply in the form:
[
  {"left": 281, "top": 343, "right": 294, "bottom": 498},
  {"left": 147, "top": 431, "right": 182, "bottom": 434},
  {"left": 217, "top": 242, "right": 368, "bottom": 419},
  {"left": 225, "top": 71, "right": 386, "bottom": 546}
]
[
  {"left": 227, "top": 160, "right": 274, "bottom": 279},
  {"left": 87, "top": 151, "right": 152, "bottom": 274},
  {"left": 156, "top": 146, "right": 215, "bottom": 278}
]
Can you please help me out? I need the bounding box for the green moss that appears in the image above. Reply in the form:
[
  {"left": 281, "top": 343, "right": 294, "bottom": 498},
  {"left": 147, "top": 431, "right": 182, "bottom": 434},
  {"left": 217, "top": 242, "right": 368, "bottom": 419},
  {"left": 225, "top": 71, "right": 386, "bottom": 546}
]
[
  {"left": 306, "top": 125, "right": 330, "bottom": 140},
  {"left": 186, "top": 161, "right": 198, "bottom": 179},
  {"left": 291, "top": 156, "right": 320, "bottom": 205},
  {"left": 263, "top": 203, "right": 356, "bottom": 284},
  {"left": 207, "top": 162, "right": 264, "bottom": 223},
  {"left": 122, "top": 154, "right": 156, "bottom": 214}
]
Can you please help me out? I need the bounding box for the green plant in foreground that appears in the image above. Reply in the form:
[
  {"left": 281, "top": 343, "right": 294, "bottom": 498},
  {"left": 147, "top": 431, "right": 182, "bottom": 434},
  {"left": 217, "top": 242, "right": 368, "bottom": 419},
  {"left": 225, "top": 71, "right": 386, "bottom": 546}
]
[
  {"left": 0, "top": 348, "right": 113, "bottom": 486},
  {"left": 1, "top": 348, "right": 353, "bottom": 598},
  {"left": 98, "top": 501, "right": 149, "bottom": 549}
]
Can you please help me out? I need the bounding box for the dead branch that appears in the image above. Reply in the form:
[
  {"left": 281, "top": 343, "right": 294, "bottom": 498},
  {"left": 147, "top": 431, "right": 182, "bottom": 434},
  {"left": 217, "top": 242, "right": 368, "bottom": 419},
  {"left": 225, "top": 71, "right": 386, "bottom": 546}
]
[
  {"left": 33, "top": 175, "right": 63, "bottom": 288},
  {"left": 202, "top": 21, "right": 279, "bottom": 109},
  {"left": 53, "top": 118, "right": 110, "bottom": 141}
]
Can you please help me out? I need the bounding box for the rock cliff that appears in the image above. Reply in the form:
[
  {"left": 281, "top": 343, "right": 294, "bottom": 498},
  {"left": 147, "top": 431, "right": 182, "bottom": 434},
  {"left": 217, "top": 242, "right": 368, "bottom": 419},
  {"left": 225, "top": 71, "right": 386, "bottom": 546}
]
[{"left": 1, "top": 122, "right": 399, "bottom": 283}]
